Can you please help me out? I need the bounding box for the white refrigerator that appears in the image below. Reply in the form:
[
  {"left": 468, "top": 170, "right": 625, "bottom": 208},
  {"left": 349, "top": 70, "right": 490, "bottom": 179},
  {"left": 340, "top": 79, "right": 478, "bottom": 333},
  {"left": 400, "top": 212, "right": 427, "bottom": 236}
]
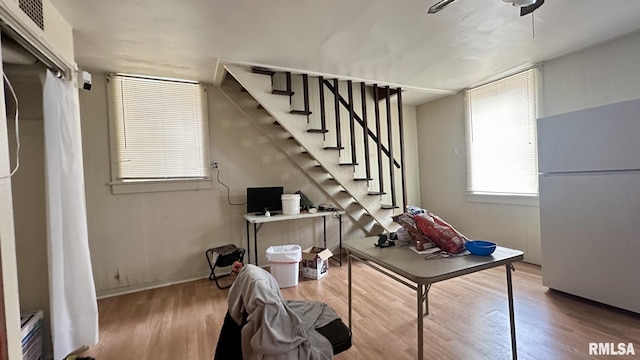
[{"left": 537, "top": 98, "right": 640, "bottom": 314}]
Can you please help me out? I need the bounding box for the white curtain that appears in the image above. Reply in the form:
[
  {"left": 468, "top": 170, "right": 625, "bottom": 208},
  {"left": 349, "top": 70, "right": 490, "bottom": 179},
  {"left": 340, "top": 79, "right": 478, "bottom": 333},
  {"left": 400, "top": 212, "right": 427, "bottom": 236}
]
[{"left": 43, "top": 70, "right": 98, "bottom": 359}]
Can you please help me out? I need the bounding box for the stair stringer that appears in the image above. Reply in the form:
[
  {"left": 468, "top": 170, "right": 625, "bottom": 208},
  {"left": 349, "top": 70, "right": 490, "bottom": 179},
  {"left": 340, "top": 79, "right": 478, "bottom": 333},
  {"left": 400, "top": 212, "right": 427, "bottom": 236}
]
[
  {"left": 225, "top": 64, "right": 396, "bottom": 233},
  {"left": 218, "top": 82, "right": 385, "bottom": 235}
]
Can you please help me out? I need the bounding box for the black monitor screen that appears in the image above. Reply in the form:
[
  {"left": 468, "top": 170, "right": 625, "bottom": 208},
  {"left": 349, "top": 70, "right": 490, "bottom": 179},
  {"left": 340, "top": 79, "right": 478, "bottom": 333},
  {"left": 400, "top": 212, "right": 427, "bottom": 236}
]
[{"left": 246, "top": 186, "right": 284, "bottom": 214}]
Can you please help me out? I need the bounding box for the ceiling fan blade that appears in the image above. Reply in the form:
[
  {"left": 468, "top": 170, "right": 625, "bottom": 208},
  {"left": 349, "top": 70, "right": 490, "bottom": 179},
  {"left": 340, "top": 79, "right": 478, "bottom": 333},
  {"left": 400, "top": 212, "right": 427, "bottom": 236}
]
[
  {"left": 520, "top": 0, "right": 544, "bottom": 16},
  {"left": 428, "top": 0, "right": 459, "bottom": 14}
]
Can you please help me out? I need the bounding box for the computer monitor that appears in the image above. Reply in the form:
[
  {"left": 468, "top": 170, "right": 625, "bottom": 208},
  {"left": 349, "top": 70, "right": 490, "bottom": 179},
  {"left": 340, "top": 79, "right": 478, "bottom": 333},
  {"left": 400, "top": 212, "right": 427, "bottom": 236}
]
[{"left": 246, "top": 186, "right": 284, "bottom": 214}]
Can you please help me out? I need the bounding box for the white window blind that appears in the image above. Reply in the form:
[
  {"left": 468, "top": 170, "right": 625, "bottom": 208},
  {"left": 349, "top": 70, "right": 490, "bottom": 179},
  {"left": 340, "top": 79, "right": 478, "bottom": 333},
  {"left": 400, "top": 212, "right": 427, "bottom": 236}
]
[
  {"left": 110, "top": 74, "right": 208, "bottom": 180},
  {"left": 465, "top": 68, "right": 538, "bottom": 196}
]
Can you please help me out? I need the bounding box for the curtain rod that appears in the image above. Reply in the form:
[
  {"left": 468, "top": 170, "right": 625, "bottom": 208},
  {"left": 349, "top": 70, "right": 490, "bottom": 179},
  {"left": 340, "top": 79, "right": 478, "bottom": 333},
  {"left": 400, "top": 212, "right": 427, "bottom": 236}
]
[{"left": 0, "top": 22, "right": 67, "bottom": 79}]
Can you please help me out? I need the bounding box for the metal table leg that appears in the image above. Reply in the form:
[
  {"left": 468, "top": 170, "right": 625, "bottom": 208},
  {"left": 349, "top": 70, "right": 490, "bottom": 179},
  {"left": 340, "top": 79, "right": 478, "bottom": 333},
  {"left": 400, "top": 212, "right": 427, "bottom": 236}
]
[
  {"left": 323, "top": 216, "right": 327, "bottom": 248},
  {"left": 338, "top": 213, "right": 343, "bottom": 266},
  {"left": 253, "top": 223, "right": 259, "bottom": 265},
  {"left": 417, "top": 282, "right": 424, "bottom": 360},
  {"left": 506, "top": 263, "right": 518, "bottom": 360},
  {"left": 348, "top": 253, "right": 352, "bottom": 330},
  {"left": 424, "top": 284, "right": 431, "bottom": 315},
  {"left": 245, "top": 220, "right": 250, "bottom": 265}
]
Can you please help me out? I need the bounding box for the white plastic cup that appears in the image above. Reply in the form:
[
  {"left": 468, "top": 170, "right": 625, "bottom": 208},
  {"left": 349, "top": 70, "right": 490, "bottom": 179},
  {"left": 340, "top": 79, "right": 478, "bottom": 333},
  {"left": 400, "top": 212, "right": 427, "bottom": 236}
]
[{"left": 281, "top": 194, "right": 301, "bottom": 215}]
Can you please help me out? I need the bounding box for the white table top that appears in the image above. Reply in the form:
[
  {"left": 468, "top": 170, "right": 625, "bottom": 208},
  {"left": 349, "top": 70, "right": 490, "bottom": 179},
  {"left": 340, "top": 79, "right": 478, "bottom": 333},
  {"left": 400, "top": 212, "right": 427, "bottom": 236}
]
[{"left": 244, "top": 210, "right": 345, "bottom": 224}]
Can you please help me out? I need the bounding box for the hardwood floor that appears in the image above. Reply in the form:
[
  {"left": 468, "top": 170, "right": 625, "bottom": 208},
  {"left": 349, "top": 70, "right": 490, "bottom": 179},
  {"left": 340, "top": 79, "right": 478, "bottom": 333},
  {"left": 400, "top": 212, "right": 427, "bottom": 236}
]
[{"left": 78, "top": 260, "right": 640, "bottom": 360}]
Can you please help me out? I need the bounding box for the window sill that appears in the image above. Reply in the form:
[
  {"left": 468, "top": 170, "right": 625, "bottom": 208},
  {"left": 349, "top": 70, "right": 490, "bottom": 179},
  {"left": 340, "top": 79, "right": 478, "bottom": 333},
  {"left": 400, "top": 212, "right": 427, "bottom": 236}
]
[
  {"left": 110, "top": 178, "right": 212, "bottom": 194},
  {"left": 466, "top": 193, "right": 539, "bottom": 207}
]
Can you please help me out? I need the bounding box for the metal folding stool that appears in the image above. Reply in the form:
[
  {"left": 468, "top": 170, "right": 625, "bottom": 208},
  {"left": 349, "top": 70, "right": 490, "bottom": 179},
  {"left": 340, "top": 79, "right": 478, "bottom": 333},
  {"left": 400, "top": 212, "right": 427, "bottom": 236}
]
[{"left": 206, "top": 244, "right": 246, "bottom": 289}]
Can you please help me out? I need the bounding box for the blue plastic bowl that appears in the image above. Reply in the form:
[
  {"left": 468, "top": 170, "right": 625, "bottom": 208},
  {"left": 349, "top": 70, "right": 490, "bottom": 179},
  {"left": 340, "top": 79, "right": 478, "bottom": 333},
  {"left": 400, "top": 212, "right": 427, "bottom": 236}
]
[{"left": 465, "top": 240, "right": 497, "bottom": 256}]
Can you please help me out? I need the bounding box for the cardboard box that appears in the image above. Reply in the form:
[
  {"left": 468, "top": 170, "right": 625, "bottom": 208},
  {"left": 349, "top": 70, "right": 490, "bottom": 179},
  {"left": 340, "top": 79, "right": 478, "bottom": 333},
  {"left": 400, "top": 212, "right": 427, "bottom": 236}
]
[{"left": 301, "top": 247, "right": 333, "bottom": 279}]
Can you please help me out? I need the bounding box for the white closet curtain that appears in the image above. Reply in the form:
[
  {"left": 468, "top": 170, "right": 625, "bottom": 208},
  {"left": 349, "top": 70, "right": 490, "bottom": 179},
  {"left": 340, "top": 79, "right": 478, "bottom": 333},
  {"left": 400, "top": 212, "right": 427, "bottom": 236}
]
[{"left": 43, "top": 70, "right": 98, "bottom": 359}]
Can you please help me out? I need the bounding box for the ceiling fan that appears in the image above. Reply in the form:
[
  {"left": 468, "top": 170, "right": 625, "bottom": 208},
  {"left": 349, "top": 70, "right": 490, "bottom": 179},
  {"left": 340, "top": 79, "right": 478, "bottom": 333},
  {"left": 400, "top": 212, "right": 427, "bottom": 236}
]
[{"left": 428, "top": 0, "right": 545, "bottom": 16}]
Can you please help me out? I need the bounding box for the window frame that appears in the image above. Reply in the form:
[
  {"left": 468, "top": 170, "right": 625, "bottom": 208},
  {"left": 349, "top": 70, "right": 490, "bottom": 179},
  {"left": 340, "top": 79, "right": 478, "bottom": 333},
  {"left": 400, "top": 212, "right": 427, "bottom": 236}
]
[
  {"left": 106, "top": 73, "right": 212, "bottom": 194},
  {"left": 464, "top": 67, "right": 541, "bottom": 205}
]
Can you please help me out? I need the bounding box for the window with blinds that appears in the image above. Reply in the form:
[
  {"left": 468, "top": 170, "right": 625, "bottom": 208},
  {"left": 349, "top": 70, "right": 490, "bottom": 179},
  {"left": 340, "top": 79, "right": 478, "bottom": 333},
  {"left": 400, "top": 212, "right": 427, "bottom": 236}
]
[
  {"left": 109, "top": 74, "right": 209, "bottom": 181},
  {"left": 465, "top": 68, "right": 539, "bottom": 196}
]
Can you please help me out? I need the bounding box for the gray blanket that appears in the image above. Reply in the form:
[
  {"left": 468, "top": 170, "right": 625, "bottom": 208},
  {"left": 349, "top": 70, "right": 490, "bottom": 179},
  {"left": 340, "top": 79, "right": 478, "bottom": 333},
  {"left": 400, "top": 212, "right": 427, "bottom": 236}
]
[{"left": 228, "top": 264, "right": 338, "bottom": 360}]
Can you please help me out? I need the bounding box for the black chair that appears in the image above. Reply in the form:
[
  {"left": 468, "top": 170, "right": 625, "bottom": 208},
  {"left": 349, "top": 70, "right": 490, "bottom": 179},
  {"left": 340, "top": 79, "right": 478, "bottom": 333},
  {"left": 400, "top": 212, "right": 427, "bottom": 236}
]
[
  {"left": 214, "top": 312, "right": 351, "bottom": 359},
  {"left": 205, "top": 244, "right": 246, "bottom": 289},
  {"left": 214, "top": 312, "right": 244, "bottom": 360},
  {"left": 316, "top": 319, "right": 352, "bottom": 355},
  {"left": 213, "top": 265, "right": 351, "bottom": 359}
]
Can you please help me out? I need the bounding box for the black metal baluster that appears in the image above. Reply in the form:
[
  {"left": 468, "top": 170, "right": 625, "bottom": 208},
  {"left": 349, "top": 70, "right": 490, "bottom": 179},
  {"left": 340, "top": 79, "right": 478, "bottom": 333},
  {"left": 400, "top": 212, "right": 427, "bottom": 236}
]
[
  {"left": 373, "top": 84, "right": 384, "bottom": 192},
  {"left": 397, "top": 88, "right": 407, "bottom": 211},
  {"left": 385, "top": 86, "right": 396, "bottom": 208},
  {"left": 348, "top": 80, "right": 356, "bottom": 165},
  {"left": 361, "top": 82, "right": 371, "bottom": 181},
  {"left": 334, "top": 79, "right": 342, "bottom": 150}
]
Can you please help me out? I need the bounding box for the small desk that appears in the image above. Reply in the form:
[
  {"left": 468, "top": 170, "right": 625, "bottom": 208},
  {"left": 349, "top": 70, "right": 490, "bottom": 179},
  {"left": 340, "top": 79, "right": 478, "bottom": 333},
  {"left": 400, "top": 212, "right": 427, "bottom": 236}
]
[
  {"left": 343, "top": 236, "right": 524, "bottom": 360},
  {"left": 244, "top": 210, "right": 344, "bottom": 266}
]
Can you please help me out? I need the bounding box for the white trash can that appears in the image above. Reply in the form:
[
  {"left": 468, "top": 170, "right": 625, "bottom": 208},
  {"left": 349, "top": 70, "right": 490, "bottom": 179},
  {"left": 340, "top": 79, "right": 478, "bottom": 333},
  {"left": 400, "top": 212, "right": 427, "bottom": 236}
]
[
  {"left": 266, "top": 244, "right": 302, "bottom": 288},
  {"left": 281, "top": 194, "right": 301, "bottom": 215}
]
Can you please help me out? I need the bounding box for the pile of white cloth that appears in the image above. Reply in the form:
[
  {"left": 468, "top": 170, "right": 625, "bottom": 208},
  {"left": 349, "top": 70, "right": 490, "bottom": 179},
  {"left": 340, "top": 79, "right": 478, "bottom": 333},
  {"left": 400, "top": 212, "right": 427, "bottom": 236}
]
[{"left": 227, "top": 264, "right": 339, "bottom": 360}]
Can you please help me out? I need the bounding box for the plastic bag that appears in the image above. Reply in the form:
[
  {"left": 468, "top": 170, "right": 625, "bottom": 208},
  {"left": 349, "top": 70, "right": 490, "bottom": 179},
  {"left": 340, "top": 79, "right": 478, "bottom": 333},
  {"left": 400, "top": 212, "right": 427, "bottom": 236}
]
[
  {"left": 265, "top": 245, "right": 302, "bottom": 263},
  {"left": 413, "top": 212, "right": 467, "bottom": 254}
]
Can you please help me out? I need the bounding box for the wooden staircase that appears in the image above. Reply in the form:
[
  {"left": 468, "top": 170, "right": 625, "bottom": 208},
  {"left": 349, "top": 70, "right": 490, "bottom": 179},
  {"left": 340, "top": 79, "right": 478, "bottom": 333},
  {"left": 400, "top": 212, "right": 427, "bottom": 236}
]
[{"left": 222, "top": 64, "right": 407, "bottom": 234}]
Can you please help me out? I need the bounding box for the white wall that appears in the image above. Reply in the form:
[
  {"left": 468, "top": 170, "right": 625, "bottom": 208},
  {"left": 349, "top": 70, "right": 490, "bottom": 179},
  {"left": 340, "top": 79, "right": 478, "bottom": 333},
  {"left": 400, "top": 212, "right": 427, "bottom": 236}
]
[
  {"left": 0, "top": 0, "right": 75, "bottom": 359},
  {"left": 541, "top": 30, "right": 640, "bottom": 116},
  {"left": 415, "top": 30, "right": 640, "bottom": 265},
  {"left": 0, "top": 0, "right": 75, "bottom": 70},
  {"left": 5, "top": 64, "right": 52, "bottom": 357},
  {"left": 6, "top": 67, "right": 421, "bottom": 301},
  {"left": 0, "top": 58, "right": 25, "bottom": 360},
  {"left": 402, "top": 105, "right": 421, "bottom": 207},
  {"left": 416, "top": 94, "right": 541, "bottom": 263},
  {"left": 79, "top": 74, "right": 369, "bottom": 296}
]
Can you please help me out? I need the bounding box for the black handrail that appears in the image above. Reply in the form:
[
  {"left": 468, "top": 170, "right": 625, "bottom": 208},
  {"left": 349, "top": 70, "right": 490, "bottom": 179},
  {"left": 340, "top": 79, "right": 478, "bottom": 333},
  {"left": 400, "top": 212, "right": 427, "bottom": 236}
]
[
  {"left": 254, "top": 67, "right": 407, "bottom": 213},
  {"left": 323, "top": 80, "right": 400, "bottom": 168}
]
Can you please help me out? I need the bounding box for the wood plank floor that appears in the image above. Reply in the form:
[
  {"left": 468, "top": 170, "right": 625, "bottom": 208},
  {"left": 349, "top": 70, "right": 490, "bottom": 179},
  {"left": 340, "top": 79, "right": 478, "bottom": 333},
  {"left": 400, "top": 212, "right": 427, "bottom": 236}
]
[{"left": 78, "top": 260, "right": 640, "bottom": 360}]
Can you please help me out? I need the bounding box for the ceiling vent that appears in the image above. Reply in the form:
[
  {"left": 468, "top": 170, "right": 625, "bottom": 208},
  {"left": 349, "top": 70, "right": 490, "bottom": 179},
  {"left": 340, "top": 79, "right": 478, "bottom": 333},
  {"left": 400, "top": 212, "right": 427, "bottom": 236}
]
[{"left": 19, "top": 0, "right": 44, "bottom": 30}]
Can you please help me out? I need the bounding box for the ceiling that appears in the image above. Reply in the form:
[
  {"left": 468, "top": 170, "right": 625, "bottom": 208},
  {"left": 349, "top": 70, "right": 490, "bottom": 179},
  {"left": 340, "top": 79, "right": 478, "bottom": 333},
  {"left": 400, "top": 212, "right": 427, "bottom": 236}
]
[{"left": 50, "top": 0, "right": 640, "bottom": 105}]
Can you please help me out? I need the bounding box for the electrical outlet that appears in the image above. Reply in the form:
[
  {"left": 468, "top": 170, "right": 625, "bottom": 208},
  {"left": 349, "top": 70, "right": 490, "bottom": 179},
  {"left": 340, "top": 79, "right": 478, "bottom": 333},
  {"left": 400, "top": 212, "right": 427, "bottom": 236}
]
[{"left": 212, "top": 161, "right": 220, "bottom": 170}]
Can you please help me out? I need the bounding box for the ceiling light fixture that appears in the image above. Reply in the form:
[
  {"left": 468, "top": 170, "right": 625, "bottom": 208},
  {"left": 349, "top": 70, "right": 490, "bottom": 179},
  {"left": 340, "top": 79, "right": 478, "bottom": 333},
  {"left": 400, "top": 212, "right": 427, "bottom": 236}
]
[
  {"left": 428, "top": 0, "right": 543, "bottom": 15},
  {"left": 503, "top": 0, "right": 537, "bottom": 7},
  {"left": 427, "top": 0, "right": 458, "bottom": 14}
]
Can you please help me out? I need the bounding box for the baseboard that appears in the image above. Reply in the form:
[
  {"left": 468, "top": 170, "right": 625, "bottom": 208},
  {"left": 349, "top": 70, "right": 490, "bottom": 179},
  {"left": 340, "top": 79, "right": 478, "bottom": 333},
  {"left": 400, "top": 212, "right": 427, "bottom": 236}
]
[
  {"left": 96, "top": 274, "right": 211, "bottom": 299},
  {"left": 96, "top": 264, "right": 271, "bottom": 299}
]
